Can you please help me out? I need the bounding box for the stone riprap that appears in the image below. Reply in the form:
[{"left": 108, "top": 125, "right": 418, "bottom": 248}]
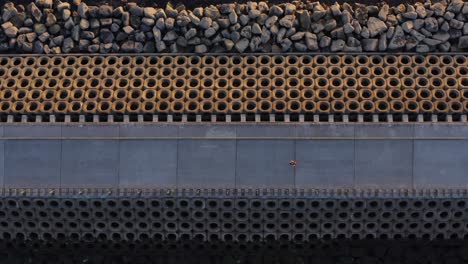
[{"left": 0, "top": 0, "right": 467, "bottom": 53}]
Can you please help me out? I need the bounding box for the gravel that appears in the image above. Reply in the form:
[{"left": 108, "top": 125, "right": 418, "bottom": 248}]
[{"left": 0, "top": 0, "right": 466, "bottom": 53}]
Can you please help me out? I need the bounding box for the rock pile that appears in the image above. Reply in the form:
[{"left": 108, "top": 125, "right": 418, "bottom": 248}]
[{"left": 0, "top": 0, "right": 467, "bottom": 53}]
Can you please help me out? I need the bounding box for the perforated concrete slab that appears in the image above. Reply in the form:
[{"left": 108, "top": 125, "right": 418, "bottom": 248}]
[
  {"left": 4, "top": 140, "right": 61, "bottom": 188},
  {"left": 62, "top": 125, "right": 119, "bottom": 138},
  {"left": 61, "top": 140, "right": 119, "bottom": 188},
  {"left": 354, "top": 140, "right": 413, "bottom": 188},
  {"left": 295, "top": 124, "right": 355, "bottom": 138},
  {"left": 236, "top": 140, "right": 295, "bottom": 188},
  {"left": 413, "top": 140, "right": 468, "bottom": 188},
  {"left": 177, "top": 139, "right": 236, "bottom": 188},
  {"left": 118, "top": 140, "right": 178, "bottom": 188},
  {"left": 119, "top": 124, "right": 178, "bottom": 138},
  {"left": 3, "top": 125, "right": 60, "bottom": 138},
  {"left": 295, "top": 140, "right": 354, "bottom": 188},
  {"left": 0, "top": 123, "right": 467, "bottom": 190}
]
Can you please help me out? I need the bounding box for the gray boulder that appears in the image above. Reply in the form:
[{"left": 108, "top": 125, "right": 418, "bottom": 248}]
[{"left": 367, "top": 17, "right": 387, "bottom": 37}]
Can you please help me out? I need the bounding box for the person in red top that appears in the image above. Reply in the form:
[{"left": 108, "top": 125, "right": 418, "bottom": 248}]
[{"left": 289, "top": 160, "right": 297, "bottom": 167}]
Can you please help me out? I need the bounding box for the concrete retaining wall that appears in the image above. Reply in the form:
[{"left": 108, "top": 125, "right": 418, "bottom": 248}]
[{"left": 1, "top": 123, "right": 467, "bottom": 189}]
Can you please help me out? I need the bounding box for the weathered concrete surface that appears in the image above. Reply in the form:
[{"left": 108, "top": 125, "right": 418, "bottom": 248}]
[{"left": 1, "top": 123, "right": 467, "bottom": 189}]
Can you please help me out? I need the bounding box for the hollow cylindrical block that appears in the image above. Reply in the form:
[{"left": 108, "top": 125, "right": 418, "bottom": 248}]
[
  {"left": 317, "top": 101, "right": 330, "bottom": 113},
  {"left": 432, "top": 89, "right": 446, "bottom": 101},
  {"left": 229, "top": 78, "right": 243, "bottom": 89},
  {"left": 429, "top": 66, "right": 442, "bottom": 78},
  {"left": 299, "top": 66, "right": 313, "bottom": 78},
  {"left": 215, "top": 78, "right": 229, "bottom": 90},
  {"left": 27, "top": 89, "right": 42, "bottom": 101},
  {"left": 390, "top": 100, "right": 405, "bottom": 113},
  {"left": 330, "top": 89, "right": 344, "bottom": 100},
  {"left": 256, "top": 66, "right": 270, "bottom": 77},
  {"left": 449, "top": 101, "right": 463, "bottom": 113},
  {"left": 446, "top": 89, "right": 461, "bottom": 100},
  {"left": 244, "top": 100, "right": 257, "bottom": 113},
  {"left": 328, "top": 66, "right": 342, "bottom": 77},
  {"left": 40, "top": 89, "right": 56, "bottom": 101},
  {"left": 272, "top": 100, "right": 286, "bottom": 113},
  {"left": 302, "top": 100, "right": 316, "bottom": 112},
  {"left": 315, "top": 78, "right": 329, "bottom": 89},
  {"left": 287, "top": 89, "right": 301, "bottom": 100},
  {"left": 388, "top": 89, "right": 403, "bottom": 100},
  {"left": 430, "top": 77, "right": 444, "bottom": 90},
  {"left": 214, "top": 101, "right": 228, "bottom": 113},
  {"left": 215, "top": 55, "right": 230, "bottom": 67},
  {"left": 416, "top": 88, "right": 431, "bottom": 101},
  {"left": 14, "top": 89, "right": 28, "bottom": 101},
  {"left": 54, "top": 89, "right": 69, "bottom": 101},
  {"left": 40, "top": 101, "right": 54, "bottom": 113},
  {"left": 258, "top": 100, "right": 272, "bottom": 113},
  {"left": 403, "top": 89, "right": 417, "bottom": 101},
  {"left": 113, "top": 89, "right": 128, "bottom": 101},
  {"left": 341, "top": 55, "right": 355, "bottom": 65},
  {"left": 68, "top": 101, "right": 83, "bottom": 114},
  {"left": 83, "top": 101, "right": 98, "bottom": 114},
  {"left": 158, "top": 78, "right": 171, "bottom": 89},
  {"left": 357, "top": 77, "right": 372, "bottom": 89},
  {"left": 272, "top": 89, "right": 287, "bottom": 100},
  {"left": 331, "top": 100, "right": 345, "bottom": 113},
  {"left": 374, "top": 89, "right": 388, "bottom": 100},
  {"left": 229, "top": 89, "right": 243, "bottom": 101},
  {"left": 172, "top": 89, "right": 186, "bottom": 101},
  {"left": 126, "top": 101, "right": 142, "bottom": 114},
  {"left": 345, "top": 89, "right": 359, "bottom": 101},
  {"left": 244, "top": 89, "right": 257, "bottom": 100},
  {"left": 184, "top": 89, "right": 199, "bottom": 101},
  {"left": 287, "top": 100, "right": 301, "bottom": 113},
  {"left": 26, "top": 101, "right": 40, "bottom": 113},
  {"left": 360, "top": 100, "right": 375, "bottom": 113},
  {"left": 54, "top": 101, "right": 69, "bottom": 114},
  {"left": 141, "top": 101, "right": 156, "bottom": 113},
  {"left": 359, "top": 89, "right": 373, "bottom": 100},
  {"left": 385, "top": 66, "right": 399, "bottom": 77},
  {"left": 313, "top": 66, "right": 327, "bottom": 77},
  {"left": 202, "top": 68, "right": 216, "bottom": 80},
  {"left": 229, "top": 101, "right": 243, "bottom": 113},
  {"left": 375, "top": 100, "right": 390, "bottom": 112},
  {"left": 0, "top": 102, "right": 11, "bottom": 113},
  {"left": 156, "top": 101, "right": 170, "bottom": 113},
  {"left": 460, "top": 77, "right": 468, "bottom": 89},
  {"left": 400, "top": 77, "right": 414, "bottom": 89},
  {"left": 415, "top": 77, "right": 430, "bottom": 89},
  {"left": 97, "top": 101, "right": 112, "bottom": 113},
  {"left": 425, "top": 55, "right": 441, "bottom": 66},
  {"left": 112, "top": 101, "right": 127, "bottom": 114},
  {"left": 405, "top": 100, "right": 420, "bottom": 113},
  {"left": 419, "top": 100, "right": 434, "bottom": 112},
  {"left": 386, "top": 77, "right": 402, "bottom": 89},
  {"left": 87, "top": 78, "right": 100, "bottom": 89},
  {"left": 118, "top": 56, "right": 133, "bottom": 67},
  {"left": 128, "top": 89, "right": 142, "bottom": 101},
  {"left": 396, "top": 55, "right": 411, "bottom": 66},
  {"left": 434, "top": 101, "right": 449, "bottom": 113}
]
